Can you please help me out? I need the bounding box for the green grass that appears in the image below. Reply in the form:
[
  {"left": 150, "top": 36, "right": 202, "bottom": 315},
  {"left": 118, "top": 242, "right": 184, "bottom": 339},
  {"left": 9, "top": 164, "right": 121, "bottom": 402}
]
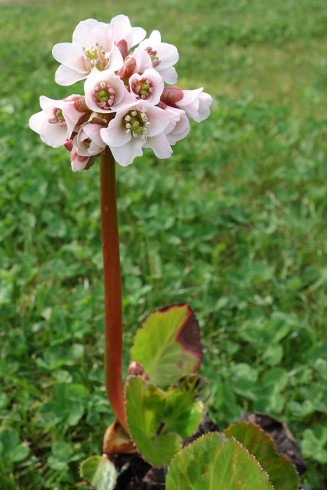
[{"left": 0, "top": 0, "right": 326, "bottom": 488}]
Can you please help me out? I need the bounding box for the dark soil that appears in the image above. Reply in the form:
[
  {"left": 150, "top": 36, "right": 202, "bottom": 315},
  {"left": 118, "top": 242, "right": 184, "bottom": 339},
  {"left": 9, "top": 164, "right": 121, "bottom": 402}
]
[{"left": 111, "top": 413, "right": 307, "bottom": 489}]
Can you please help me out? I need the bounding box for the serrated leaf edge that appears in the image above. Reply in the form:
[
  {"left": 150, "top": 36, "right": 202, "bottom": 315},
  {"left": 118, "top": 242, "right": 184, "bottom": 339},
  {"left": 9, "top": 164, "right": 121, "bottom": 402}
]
[
  {"left": 130, "top": 303, "right": 202, "bottom": 376},
  {"left": 79, "top": 455, "right": 117, "bottom": 489},
  {"left": 124, "top": 375, "right": 182, "bottom": 467},
  {"left": 167, "top": 431, "right": 274, "bottom": 489},
  {"left": 224, "top": 421, "right": 300, "bottom": 486}
]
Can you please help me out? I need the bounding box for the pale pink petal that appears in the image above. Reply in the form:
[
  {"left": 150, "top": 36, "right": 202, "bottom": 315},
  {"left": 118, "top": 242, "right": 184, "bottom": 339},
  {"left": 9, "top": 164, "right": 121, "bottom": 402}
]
[
  {"left": 42, "top": 123, "right": 66, "bottom": 147},
  {"left": 165, "top": 108, "right": 190, "bottom": 144},
  {"left": 39, "top": 95, "right": 61, "bottom": 111},
  {"left": 178, "top": 88, "right": 203, "bottom": 106},
  {"left": 110, "top": 15, "right": 146, "bottom": 49},
  {"left": 143, "top": 30, "right": 161, "bottom": 46},
  {"left": 62, "top": 102, "right": 84, "bottom": 138},
  {"left": 100, "top": 117, "right": 132, "bottom": 147},
  {"left": 145, "top": 104, "right": 173, "bottom": 137},
  {"left": 129, "top": 26, "right": 147, "bottom": 47},
  {"left": 52, "top": 43, "right": 84, "bottom": 72},
  {"left": 71, "top": 150, "right": 91, "bottom": 171},
  {"left": 146, "top": 133, "right": 173, "bottom": 159},
  {"left": 111, "top": 139, "right": 144, "bottom": 167},
  {"left": 108, "top": 44, "right": 124, "bottom": 72},
  {"left": 55, "top": 65, "right": 86, "bottom": 86},
  {"left": 83, "top": 123, "right": 105, "bottom": 148},
  {"left": 156, "top": 43, "right": 179, "bottom": 70},
  {"left": 158, "top": 66, "right": 178, "bottom": 84},
  {"left": 197, "top": 93, "right": 213, "bottom": 121},
  {"left": 28, "top": 111, "right": 46, "bottom": 135},
  {"left": 72, "top": 19, "right": 108, "bottom": 45},
  {"left": 135, "top": 48, "right": 153, "bottom": 73}
]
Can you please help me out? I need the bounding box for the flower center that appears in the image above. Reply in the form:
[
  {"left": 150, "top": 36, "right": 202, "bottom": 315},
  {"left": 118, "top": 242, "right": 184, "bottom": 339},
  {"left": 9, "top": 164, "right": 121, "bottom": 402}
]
[
  {"left": 146, "top": 47, "right": 160, "bottom": 68},
  {"left": 123, "top": 110, "right": 150, "bottom": 139},
  {"left": 82, "top": 43, "right": 109, "bottom": 72},
  {"left": 93, "top": 81, "right": 116, "bottom": 110},
  {"left": 48, "top": 107, "right": 66, "bottom": 125},
  {"left": 131, "top": 78, "right": 154, "bottom": 100}
]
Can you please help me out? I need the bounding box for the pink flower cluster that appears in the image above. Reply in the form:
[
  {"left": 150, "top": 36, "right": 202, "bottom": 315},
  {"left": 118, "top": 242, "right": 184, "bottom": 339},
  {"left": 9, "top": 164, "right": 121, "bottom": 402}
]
[{"left": 29, "top": 16, "right": 212, "bottom": 170}]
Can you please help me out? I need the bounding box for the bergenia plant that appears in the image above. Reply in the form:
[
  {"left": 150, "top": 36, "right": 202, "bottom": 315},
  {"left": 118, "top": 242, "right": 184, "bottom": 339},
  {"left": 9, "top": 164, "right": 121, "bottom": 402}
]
[{"left": 29, "top": 14, "right": 300, "bottom": 490}]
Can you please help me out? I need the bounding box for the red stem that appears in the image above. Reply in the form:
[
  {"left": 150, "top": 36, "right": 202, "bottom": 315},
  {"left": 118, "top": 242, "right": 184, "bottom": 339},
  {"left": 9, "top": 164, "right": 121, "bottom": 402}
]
[{"left": 100, "top": 147, "right": 127, "bottom": 430}]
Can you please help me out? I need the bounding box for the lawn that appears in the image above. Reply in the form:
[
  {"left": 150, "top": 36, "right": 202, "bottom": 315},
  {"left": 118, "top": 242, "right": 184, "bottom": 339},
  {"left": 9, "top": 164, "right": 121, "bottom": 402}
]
[{"left": 0, "top": 0, "right": 326, "bottom": 488}]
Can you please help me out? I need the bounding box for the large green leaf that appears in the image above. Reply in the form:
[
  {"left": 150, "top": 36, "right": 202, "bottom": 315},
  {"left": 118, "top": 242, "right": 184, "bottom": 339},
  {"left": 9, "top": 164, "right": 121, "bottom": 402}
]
[
  {"left": 125, "top": 375, "right": 205, "bottom": 466},
  {"left": 80, "top": 456, "right": 117, "bottom": 490},
  {"left": 224, "top": 422, "right": 299, "bottom": 489},
  {"left": 131, "top": 304, "right": 202, "bottom": 388},
  {"left": 166, "top": 432, "right": 273, "bottom": 490}
]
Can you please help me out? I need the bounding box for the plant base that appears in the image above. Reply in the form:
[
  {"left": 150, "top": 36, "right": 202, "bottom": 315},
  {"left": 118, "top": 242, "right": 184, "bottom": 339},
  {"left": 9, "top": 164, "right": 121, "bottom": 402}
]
[{"left": 110, "top": 414, "right": 308, "bottom": 489}]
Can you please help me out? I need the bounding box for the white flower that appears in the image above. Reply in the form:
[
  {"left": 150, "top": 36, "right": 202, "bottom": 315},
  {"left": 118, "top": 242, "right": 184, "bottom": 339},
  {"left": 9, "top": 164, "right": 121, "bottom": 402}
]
[
  {"left": 161, "top": 87, "right": 212, "bottom": 122},
  {"left": 109, "top": 15, "right": 146, "bottom": 58},
  {"left": 175, "top": 88, "right": 212, "bottom": 122},
  {"left": 100, "top": 101, "right": 175, "bottom": 166},
  {"left": 70, "top": 149, "right": 95, "bottom": 172},
  {"left": 84, "top": 70, "right": 135, "bottom": 113},
  {"left": 29, "top": 95, "right": 89, "bottom": 147},
  {"left": 52, "top": 19, "right": 123, "bottom": 86},
  {"left": 129, "top": 68, "right": 164, "bottom": 105},
  {"left": 137, "top": 30, "right": 179, "bottom": 84},
  {"left": 164, "top": 106, "right": 190, "bottom": 145},
  {"left": 73, "top": 121, "right": 106, "bottom": 157}
]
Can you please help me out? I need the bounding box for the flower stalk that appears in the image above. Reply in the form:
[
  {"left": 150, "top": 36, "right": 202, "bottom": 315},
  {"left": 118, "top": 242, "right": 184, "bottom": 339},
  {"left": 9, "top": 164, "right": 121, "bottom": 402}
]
[{"left": 100, "top": 147, "right": 127, "bottom": 431}]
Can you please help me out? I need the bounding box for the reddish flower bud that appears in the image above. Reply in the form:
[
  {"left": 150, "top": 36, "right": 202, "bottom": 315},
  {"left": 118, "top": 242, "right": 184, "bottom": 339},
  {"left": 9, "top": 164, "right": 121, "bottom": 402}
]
[
  {"left": 128, "top": 361, "right": 149, "bottom": 380},
  {"left": 117, "top": 56, "right": 137, "bottom": 80},
  {"left": 116, "top": 39, "right": 129, "bottom": 59},
  {"left": 160, "top": 86, "right": 184, "bottom": 107}
]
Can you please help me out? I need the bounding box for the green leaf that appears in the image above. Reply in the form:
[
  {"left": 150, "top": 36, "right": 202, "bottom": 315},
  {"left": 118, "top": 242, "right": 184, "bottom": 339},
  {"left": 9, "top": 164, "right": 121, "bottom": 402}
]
[
  {"left": 224, "top": 422, "right": 299, "bottom": 489},
  {"left": 166, "top": 433, "right": 273, "bottom": 490},
  {"left": 131, "top": 304, "right": 202, "bottom": 388},
  {"left": 262, "top": 344, "right": 284, "bottom": 366},
  {"left": 262, "top": 367, "right": 288, "bottom": 392},
  {"left": 40, "top": 384, "right": 89, "bottom": 427},
  {"left": 0, "top": 428, "right": 30, "bottom": 466},
  {"left": 80, "top": 456, "right": 117, "bottom": 490},
  {"left": 125, "top": 375, "right": 205, "bottom": 466},
  {"left": 10, "top": 445, "right": 30, "bottom": 463},
  {"left": 301, "top": 425, "right": 327, "bottom": 464}
]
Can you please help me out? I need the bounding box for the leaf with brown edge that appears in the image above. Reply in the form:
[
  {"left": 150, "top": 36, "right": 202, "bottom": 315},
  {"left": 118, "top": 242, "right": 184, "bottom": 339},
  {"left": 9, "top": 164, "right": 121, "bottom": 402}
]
[
  {"left": 130, "top": 304, "right": 202, "bottom": 388},
  {"left": 103, "top": 420, "right": 136, "bottom": 456},
  {"left": 224, "top": 421, "right": 299, "bottom": 490}
]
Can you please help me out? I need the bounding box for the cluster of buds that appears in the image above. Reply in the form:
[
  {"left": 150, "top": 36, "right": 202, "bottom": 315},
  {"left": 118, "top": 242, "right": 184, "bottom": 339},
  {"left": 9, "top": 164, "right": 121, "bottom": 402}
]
[{"left": 29, "top": 15, "right": 212, "bottom": 169}]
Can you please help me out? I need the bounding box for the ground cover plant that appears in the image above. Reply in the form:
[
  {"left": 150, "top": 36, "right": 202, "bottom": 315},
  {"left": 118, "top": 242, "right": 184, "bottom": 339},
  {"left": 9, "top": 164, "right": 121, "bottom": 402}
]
[{"left": 0, "top": 0, "right": 326, "bottom": 489}]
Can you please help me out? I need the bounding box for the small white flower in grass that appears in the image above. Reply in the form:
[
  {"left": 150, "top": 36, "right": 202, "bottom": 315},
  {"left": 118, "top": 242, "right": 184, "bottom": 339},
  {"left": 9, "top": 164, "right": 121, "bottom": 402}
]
[
  {"left": 109, "top": 15, "right": 146, "bottom": 58},
  {"left": 161, "top": 87, "right": 212, "bottom": 122},
  {"left": 100, "top": 101, "right": 175, "bottom": 167},
  {"left": 29, "top": 95, "right": 90, "bottom": 148},
  {"left": 129, "top": 68, "right": 164, "bottom": 104},
  {"left": 52, "top": 19, "right": 123, "bottom": 86},
  {"left": 137, "top": 30, "right": 179, "bottom": 84},
  {"left": 84, "top": 70, "right": 136, "bottom": 113}
]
